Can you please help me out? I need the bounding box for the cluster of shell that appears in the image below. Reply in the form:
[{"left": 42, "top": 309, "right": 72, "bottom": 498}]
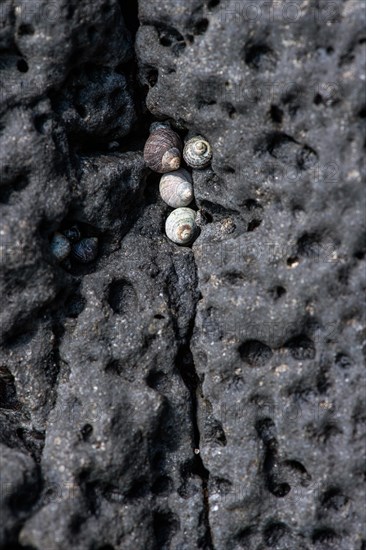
[
  {"left": 143, "top": 123, "right": 212, "bottom": 245},
  {"left": 50, "top": 225, "right": 98, "bottom": 264}
]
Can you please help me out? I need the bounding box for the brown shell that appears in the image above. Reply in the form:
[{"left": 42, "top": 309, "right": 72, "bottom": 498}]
[{"left": 143, "top": 128, "right": 182, "bottom": 173}]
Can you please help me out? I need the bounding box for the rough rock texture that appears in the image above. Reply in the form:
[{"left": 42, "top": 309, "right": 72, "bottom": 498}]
[{"left": 0, "top": 0, "right": 365, "bottom": 549}]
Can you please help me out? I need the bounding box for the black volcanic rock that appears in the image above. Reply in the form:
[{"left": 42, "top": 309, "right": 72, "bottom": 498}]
[{"left": 0, "top": 1, "right": 365, "bottom": 549}]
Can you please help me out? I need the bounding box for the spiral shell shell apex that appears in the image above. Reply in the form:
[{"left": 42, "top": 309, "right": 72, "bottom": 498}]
[
  {"left": 183, "top": 136, "right": 212, "bottom": 169},
  {"left": 165, "top": 207, "right": 197, "bottom": 245},
  {"left": 144, "top": 127, "right": 182, "bottom": 173},
  {"left": 159, "top": 169, "right": 194, "bottom": 208}
]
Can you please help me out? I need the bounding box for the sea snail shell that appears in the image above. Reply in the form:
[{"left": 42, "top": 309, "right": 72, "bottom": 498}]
[
  {"left": 144, "top": 127, "right": 182, "bottom": 173},
  {"left": 183, "top": 136, "right": 212, "bottom": 169},
  {"left": 71, "top": 237, "right": 98, "bottom": 264},
  {"left": 51, "top": 232, "right": 71, "bottom": 262},
  {"left": 62, "top": 225, "right": 81, "bottom": 243},
  {"left": 159, "top": 169, "right": 194, "bottom": 208},
  {"left": 165, "top": 207, "right": 197, "bottom": 245},
  {"left": 149, "top": 121, "right": 170, "bottom": 133}
]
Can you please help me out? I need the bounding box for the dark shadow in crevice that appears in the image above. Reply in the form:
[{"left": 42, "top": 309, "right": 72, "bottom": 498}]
[
  {"left": 0, "top": 174, "right": 30, "bottom": 204},
  {"left": 174, "top": 311, "right": 214, "bottom": 547}
]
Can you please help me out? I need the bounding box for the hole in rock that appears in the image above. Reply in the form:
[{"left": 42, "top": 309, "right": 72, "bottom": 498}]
[
  {"left": 296, "top": 232, "right": 322, "bottom": 258},
  {"left": 316, "top": 367, "right": 330, "bottom": 394},
  {"left": 269, "top": 104, "right": 283, "bottom": 123},
  {"left": 64, "top": 292, "right": 86, "bottom": 318},
  {"left": 87, "top": 25, "right": 97, "bottom": 41},
  {"left": 244, "top": 41, "right": 275, "bottom": 69},
  {"left": 297, "top": 145, "right": 318, "bottom": 170},
  {"left": 210, "top": 477, "right": 232, "bottom": 495},
  {"left": 243, "top": 198, "right": 262, "bottom": 210},
  {"left": 146, "top": 370, "right": 168, "bottom": 392},
  {"left": 200, "top": 199, "right": 238, "bottom": 219},
  {"left": 247, "top": 219, "right": 262, "bottom": 232},
  {"left": 0, "top": 366, "right": 18, "bottom": 410},
  {"left": 239, "top": 340, "right": 273, "bottom": 367},
  {"left": 110, "top": 86, "right": 122, "bottom": 101},
  {"left": 125, "top": 477, "right": 149, "bottom": 500},
  {"left": 269, "top": 285, "right": 286, "bottom": 299},
  {"left": 199, "top": 209, "right": 213, "bottom": 223},
  {"left": 312, "top": 527, "right": 339, "bottom": 544},
  {"left": 119, "top": 0, "right": 139, "bottom": 36},
  {"left": 80, "top": 424, "right": 93, "bottom": 441},
  {"left": 287, "top": 256, "right": 299, "bottom": 267},
  {"left": 153, "top": 510, "right": 180, "bottom": 549},
  {"left": 75, "top": 103, "right": 87, "bottom": 118},
  {"left": 18, "top": 23, "right": 35, "bottom": 36},
  {"left": 66, "top": 5, "right": 75, "bottom": 18},
  {"left": 335, "top": 353, "right": 352, "bottom": 369},
  {"left": 17, "top": 58, "right": 29, "bottom": 72},
  {"left": 152, "top": 476, "right": 173, "bottom": 495},
  {"left": 223, "top": 271, "right": 245, "bottom": 284},
  {"left": 103, "top": 357, "right": 120, "bottom": 376},
  {"left": 226, "top": 103, "right": 237, "bottom": 118},
  {"left": 204, "top": 416, "right": 227, "bottom": 446},
  {"left": 255, "top": 417, "right": 277, "bottom": 445},
  {"left": 268, "top": 480, "right": 291, "bottom": 497},
  {"left": 321, "top": 487, "right": 349, "bottom": 510},
  {"left": 69, "top": 514, "right": 84, "bottom": 535},
  {"left": 197, "top": 96, "right": 216, "bottom": 109},
  {"left": 147, "top": 68, "right": 158, "bottom": 87},
  {"left": 262, "top": 131, "right": 297, "bottom": 159},
  {"left": 193, "top": 18, "right": 209, "bottom": 35},
  {"left": 285, "top": 335, "right": 315, "bottom": 360},
  {"left": 77, "top": 469, "right": 100, "bottom": 516},
  {"left": 108, "top": 279, "right": 137, "bottom": 315},
  {"left": 34, "top": 114, "right": 53, "bottom": 134},
  {"left": 235, "top": 525, "right": 257, "bottom": 543},
  {"left": 157, "top": 25, "right": 186, "bottom": 55},
  {"left": 0, "top": 174, "right": 29, "bottom": 204},
  {"left": 263, "top": 521, "right": 290, "bottom": 546}
]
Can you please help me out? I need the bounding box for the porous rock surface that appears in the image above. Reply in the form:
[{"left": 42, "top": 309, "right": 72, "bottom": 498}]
[{"left": 0, "top": 1, "right": 365, "bottom": 549}]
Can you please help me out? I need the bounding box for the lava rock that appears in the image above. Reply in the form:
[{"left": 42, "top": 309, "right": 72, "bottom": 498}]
[{"left": 0, "top": 0, "right": 365, "bottom": 549}]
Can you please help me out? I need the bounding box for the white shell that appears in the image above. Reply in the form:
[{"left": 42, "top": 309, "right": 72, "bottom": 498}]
[
  {"left": 183, "top": 136, "right": 212, "bottom": 169},
  {"left": 159, "top": 169, "right": 194, "bottom": 208},
  {"left": 165, "top": 208, "right": 197, "bottom": 245}
]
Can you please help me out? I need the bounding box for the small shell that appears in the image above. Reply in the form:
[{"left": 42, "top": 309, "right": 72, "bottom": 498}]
[
  {"left": 144, "top": 127, "right": 182, "bottom": 173},
  {"left": 62, "top": 225, "right": 81, "bottom": 243},
  {"left": 72, "top": 237, "right": 98, "bottom": 263},
  {"left": 51, "top": 233, "right": 71, "bottom": 262},
  {"left": 183, "top": 136, "right": 212, "bottom": 169},
  {"left": 165, "top": 207, "right": 197, "bottom": 245},
  {"left": 159, "top": 168, "right": 194, "bottom": 208},
  {"left": 149, "top": 121, "right": 171, "bottom": 133}
]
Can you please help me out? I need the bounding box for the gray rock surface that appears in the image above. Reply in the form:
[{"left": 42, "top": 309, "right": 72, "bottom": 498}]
[{"left": 0, "top": 0, "right": 365, "bottom": 549}]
